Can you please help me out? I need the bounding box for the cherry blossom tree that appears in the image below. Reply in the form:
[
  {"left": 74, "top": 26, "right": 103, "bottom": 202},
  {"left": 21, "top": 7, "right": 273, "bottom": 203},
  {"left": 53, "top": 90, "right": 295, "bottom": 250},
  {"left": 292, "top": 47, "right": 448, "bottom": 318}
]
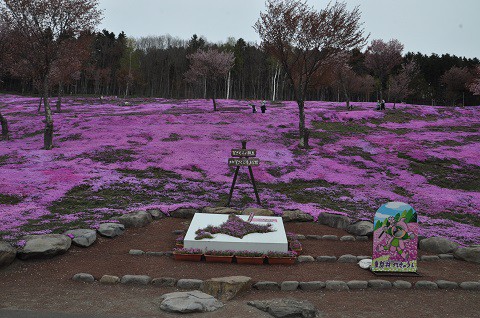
[
  {"left": 365, "top": 39, "right": 404, "bottom": 100},
  {"left": 255, "top": 0, "right": 366, "bottom": 147},
  {"left": 388, "top": 61, "right": 419, "bottom": 108},
  {"left": 0, "top": 0, "right": 102, "bottom": 149},
  {"left": 185, "top": 48, "right": 234, "bottom": 111}
]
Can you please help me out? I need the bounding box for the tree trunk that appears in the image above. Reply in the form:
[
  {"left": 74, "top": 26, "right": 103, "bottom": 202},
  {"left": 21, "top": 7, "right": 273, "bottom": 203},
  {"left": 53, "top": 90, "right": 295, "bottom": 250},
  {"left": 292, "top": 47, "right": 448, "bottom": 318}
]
[
  {"left": 37, "top": 96, "right": 43, "bottom": 112},
  {"left": 212, "top": 97, "right": 217, "bottom": 112},
  {"left": 0, "top": 111, "right": 8, "bottom": 140},
  {"left": 56, "top": 82, "right": 63, "bottom": 113},
  {"left": 226, "top": 71, "right": 231, "bottom": 99},
  {"left": 43, "top": 80, "right": 54, "bottom": 150},
  {"left": 297, "top": 99, "right": 306, "bottom": 148},
  {"left": 342, "top": 82, "right": 351, "bottom": 110}
]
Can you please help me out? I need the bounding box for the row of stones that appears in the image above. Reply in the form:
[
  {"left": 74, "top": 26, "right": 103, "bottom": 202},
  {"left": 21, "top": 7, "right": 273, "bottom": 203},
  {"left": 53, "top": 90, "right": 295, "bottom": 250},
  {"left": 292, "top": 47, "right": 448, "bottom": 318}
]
[
  {"left": 254, "top": 280, "right": 480, "bottom": 291},
  {"left": 72, "top": 273, "right": 480, "bottom": 291},
  {"left": 128, "top": 249, "right": 454, "bottom": 263},
  {"left": 298, "top": 254, "right": 456, "bottom": 263}
]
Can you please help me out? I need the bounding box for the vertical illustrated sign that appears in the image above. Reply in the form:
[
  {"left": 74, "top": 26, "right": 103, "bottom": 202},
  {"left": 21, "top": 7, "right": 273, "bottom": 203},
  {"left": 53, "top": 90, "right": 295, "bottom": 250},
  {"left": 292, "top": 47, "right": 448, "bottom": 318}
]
[{"left": 372, "top": 202, "right": 418, "bottom": 274}]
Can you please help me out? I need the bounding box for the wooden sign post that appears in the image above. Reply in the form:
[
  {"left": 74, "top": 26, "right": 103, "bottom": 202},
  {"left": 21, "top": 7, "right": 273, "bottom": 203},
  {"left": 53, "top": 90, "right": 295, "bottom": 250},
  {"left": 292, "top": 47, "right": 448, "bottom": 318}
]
[{"left": 226, "top": 141, "right": 261, "bottom": 206}]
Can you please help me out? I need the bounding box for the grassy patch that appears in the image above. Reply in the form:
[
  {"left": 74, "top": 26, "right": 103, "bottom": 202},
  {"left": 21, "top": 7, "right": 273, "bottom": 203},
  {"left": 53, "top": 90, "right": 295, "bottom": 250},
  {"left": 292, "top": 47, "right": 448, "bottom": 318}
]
[
  {"left": 338, "top": 146, "right": 374, "bottom": 161},
  {"left": 266, "top": 166, "right": 296, "bottom": 178},
  {"left": 0, "top": 194, "right": 23, "bottom": 205},
  {"left": 434, "top": 212, "right": 480, "bottom": 227},
  {"left": 90, "top": 147, "right": 136, "bottom": 163},
  {"left": 371, "top": 111, "right": 437, "bottom": 124},
  {"left": 49, "top": 183, "right": 164, "bottom": 215},
  {"left": 0, "top": 155, "right": 8, "bottom": 165},
  {"left": 429, "top": 125, "right": 480, "bottom": 133},
  {"left": 59, "top": 133, "right": 82, "bottom": 142},
  {"left": 398, "top": 153, "right": 480, "bottom": 191},
  {"left": 385, "top": 128, "right": 410, "bottom": 135},
  {"left": 392, "top": 186, "right": 413, "bottom": 198},
  {"left": 162, "top": 133, "right": 182, "bottom": 142},
  {"left": 117, "top": 167, "right": 182, "bottom": 180},
  {"left": 23, "top": 129, "right": 44, "bottom": 138},
  {"left": 312, "top": 121, "right": 372, "bottom": 134}
]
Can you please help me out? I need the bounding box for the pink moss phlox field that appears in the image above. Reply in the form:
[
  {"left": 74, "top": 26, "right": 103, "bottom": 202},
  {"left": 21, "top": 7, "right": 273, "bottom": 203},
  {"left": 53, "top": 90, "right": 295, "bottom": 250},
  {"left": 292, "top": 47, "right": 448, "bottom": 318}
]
[{"left": 0, "top": 95, "right": 479, "bottom": 244}]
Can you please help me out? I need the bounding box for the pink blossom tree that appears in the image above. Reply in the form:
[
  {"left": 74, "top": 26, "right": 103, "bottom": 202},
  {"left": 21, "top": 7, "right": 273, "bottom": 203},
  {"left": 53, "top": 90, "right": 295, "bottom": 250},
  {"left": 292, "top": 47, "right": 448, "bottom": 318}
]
[
  {"left": 185, "top": 48, "right": 234, "bottom": 111},
  {"left": 0, "top": 0, "right": 102, "bottom": 149},
  {"left": 365, "top": 39, "right": 404, "bottom": 100},
  {"left": 388, "top": 61, "right": 419, "bottom": 108}
]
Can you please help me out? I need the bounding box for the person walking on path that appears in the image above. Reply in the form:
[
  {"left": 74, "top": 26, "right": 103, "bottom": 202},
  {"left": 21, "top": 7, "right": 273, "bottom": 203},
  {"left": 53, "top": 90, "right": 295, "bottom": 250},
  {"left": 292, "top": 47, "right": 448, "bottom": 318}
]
[
  {"left": 381, "top": 99, "right": 386, "bottom": 110},
  {"left": 260, "top": 100, "right": 267, "bottom": 113}
]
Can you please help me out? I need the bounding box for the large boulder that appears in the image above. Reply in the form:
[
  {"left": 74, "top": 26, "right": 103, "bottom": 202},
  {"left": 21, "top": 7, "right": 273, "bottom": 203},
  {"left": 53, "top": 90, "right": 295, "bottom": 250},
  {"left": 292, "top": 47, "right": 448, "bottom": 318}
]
[
  {"left": 317, "top": 212, "right": 351, "bottom": 229},
  {"left": 158, "top": 290, "right": 223, "bottom": 313},
  {"left": 64, "top": 229, "right": 97, "bottom": 247},
  {"left": 117, "top": 211, "right": 152, "bottom": 228},
  {"left": 0, "top": 241, "right": 16, "bottom": 268},
  {"left": 419, "top": 237, "right": 459, "bottom": 254},
  {"left": 282, "top": 210, "right": 314, "bottom": 222},
  {"left": 454, "top": 247, "right": 480, "bottom": 263},
  {"left": 346, "top": 221, "right": 373, "bottom": 236},
  {"left": 247, "top": 298, "right": 319, "bottom": 318},
  {"left": 241, "top": 208, "right": 275, "bottom": 216},
  {"left": 201, "top": 276, "right": 251, "bottom": 301},
  {"left": 202, "top": 207, "right": 239, "bottom": 215},
  {"left": 170, "top": 208, "right": 198, "bottom": 219},
  {"left": 97, "top": 223, "right": 125, "bottom": 238},
  {"left": 17, "top": 235, "right": 71, "bottom": 260}
]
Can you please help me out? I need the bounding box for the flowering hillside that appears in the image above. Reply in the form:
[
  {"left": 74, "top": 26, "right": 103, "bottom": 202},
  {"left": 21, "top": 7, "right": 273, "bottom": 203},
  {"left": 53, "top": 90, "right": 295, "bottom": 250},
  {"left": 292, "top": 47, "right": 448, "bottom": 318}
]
[{"left": 0, "top": 95, "right": 479, "bottom": 244}]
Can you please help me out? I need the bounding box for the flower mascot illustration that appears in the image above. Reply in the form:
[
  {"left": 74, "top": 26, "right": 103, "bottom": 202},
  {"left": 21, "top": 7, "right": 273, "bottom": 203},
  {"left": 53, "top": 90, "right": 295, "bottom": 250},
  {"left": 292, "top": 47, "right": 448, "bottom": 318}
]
[{"left": 377, "top": 216, "right": 415, "bottom": 260}]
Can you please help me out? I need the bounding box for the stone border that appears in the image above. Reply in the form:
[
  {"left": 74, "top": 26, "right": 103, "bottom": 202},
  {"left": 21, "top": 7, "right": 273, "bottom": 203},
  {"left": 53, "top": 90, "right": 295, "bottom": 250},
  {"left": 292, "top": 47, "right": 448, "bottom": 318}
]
[
  {"left": 128, "top": 250, "right": 457, "bottom": 263},
  {"left": 2, "top": 207, "right": 478, "bottom": 269},
  {"left": 72, "top": 273, "right": 480, "bottom": 292}
]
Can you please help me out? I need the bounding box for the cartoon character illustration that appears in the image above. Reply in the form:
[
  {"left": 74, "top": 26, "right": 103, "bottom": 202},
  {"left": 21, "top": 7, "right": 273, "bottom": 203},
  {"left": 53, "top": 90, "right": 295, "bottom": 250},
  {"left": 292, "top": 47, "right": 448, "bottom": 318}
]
[{"left": 376, "top": 216, "right": 415, "bottom": 260}]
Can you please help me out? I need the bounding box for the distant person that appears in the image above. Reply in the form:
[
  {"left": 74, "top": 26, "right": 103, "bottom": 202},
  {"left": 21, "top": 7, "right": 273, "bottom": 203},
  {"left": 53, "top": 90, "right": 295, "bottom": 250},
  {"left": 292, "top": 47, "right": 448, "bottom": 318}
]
[
  {"left": 249, "top": 102, "right": 257, "bottom": 113},
  {"left": 376, "top": 100, "right": 381, "bottom": 110},
  {"left": 381, "top": 99, "right": 386, "bottom": 110},
  {"left": 260, "top": 100, "right": 267, "bottom": 113}
]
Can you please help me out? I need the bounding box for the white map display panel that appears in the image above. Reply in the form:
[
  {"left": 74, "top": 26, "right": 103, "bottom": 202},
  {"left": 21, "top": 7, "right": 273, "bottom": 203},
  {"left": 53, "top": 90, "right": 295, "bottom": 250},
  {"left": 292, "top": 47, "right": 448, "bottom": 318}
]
[{"left": 184, "top": 213, "right": 288, "bottom": 253}]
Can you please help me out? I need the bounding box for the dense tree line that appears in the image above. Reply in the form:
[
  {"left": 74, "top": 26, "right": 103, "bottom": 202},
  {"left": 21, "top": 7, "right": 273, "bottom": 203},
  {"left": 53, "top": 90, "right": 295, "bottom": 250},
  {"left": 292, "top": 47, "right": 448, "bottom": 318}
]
[{"left": 1, "top": 29, "right": 479, "bottom": 107}]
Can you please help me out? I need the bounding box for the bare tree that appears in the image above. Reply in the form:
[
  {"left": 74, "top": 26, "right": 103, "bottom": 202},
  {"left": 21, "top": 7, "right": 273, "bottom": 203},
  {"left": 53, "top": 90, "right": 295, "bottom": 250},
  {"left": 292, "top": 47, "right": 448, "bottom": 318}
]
[
  {"left": 51, "top": 33, "right": 93, "bottom": 112},
  {"left": 388, "top": 61, "right": 419, "bottom": 108},
  {"left": 0, "top": 20, "right": 9, "bottom": 139},
  {"left": 364, "top": 39, "right": 403, "bottom": 100},
  {"left": 185, "top": 48, "right": 234, "bottom": 111},
  {"left": 0, "top": 0, "right": 102, "bottom": 149},
  {"left": 255, "top": 0, "right": 366, "bottom": 147},
  {"left": 469, "top": 66, "right": 480, "bottom": 96},
  {"left": 441, "top": 66, "right": 472, "bottom": 106}
]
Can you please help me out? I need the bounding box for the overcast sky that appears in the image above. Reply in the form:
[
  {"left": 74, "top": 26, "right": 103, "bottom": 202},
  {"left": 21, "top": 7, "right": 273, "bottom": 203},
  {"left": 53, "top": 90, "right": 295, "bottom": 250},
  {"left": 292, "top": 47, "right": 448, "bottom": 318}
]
[{"left": 99, "top": 0, "right": 480, "bottom": 59}]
